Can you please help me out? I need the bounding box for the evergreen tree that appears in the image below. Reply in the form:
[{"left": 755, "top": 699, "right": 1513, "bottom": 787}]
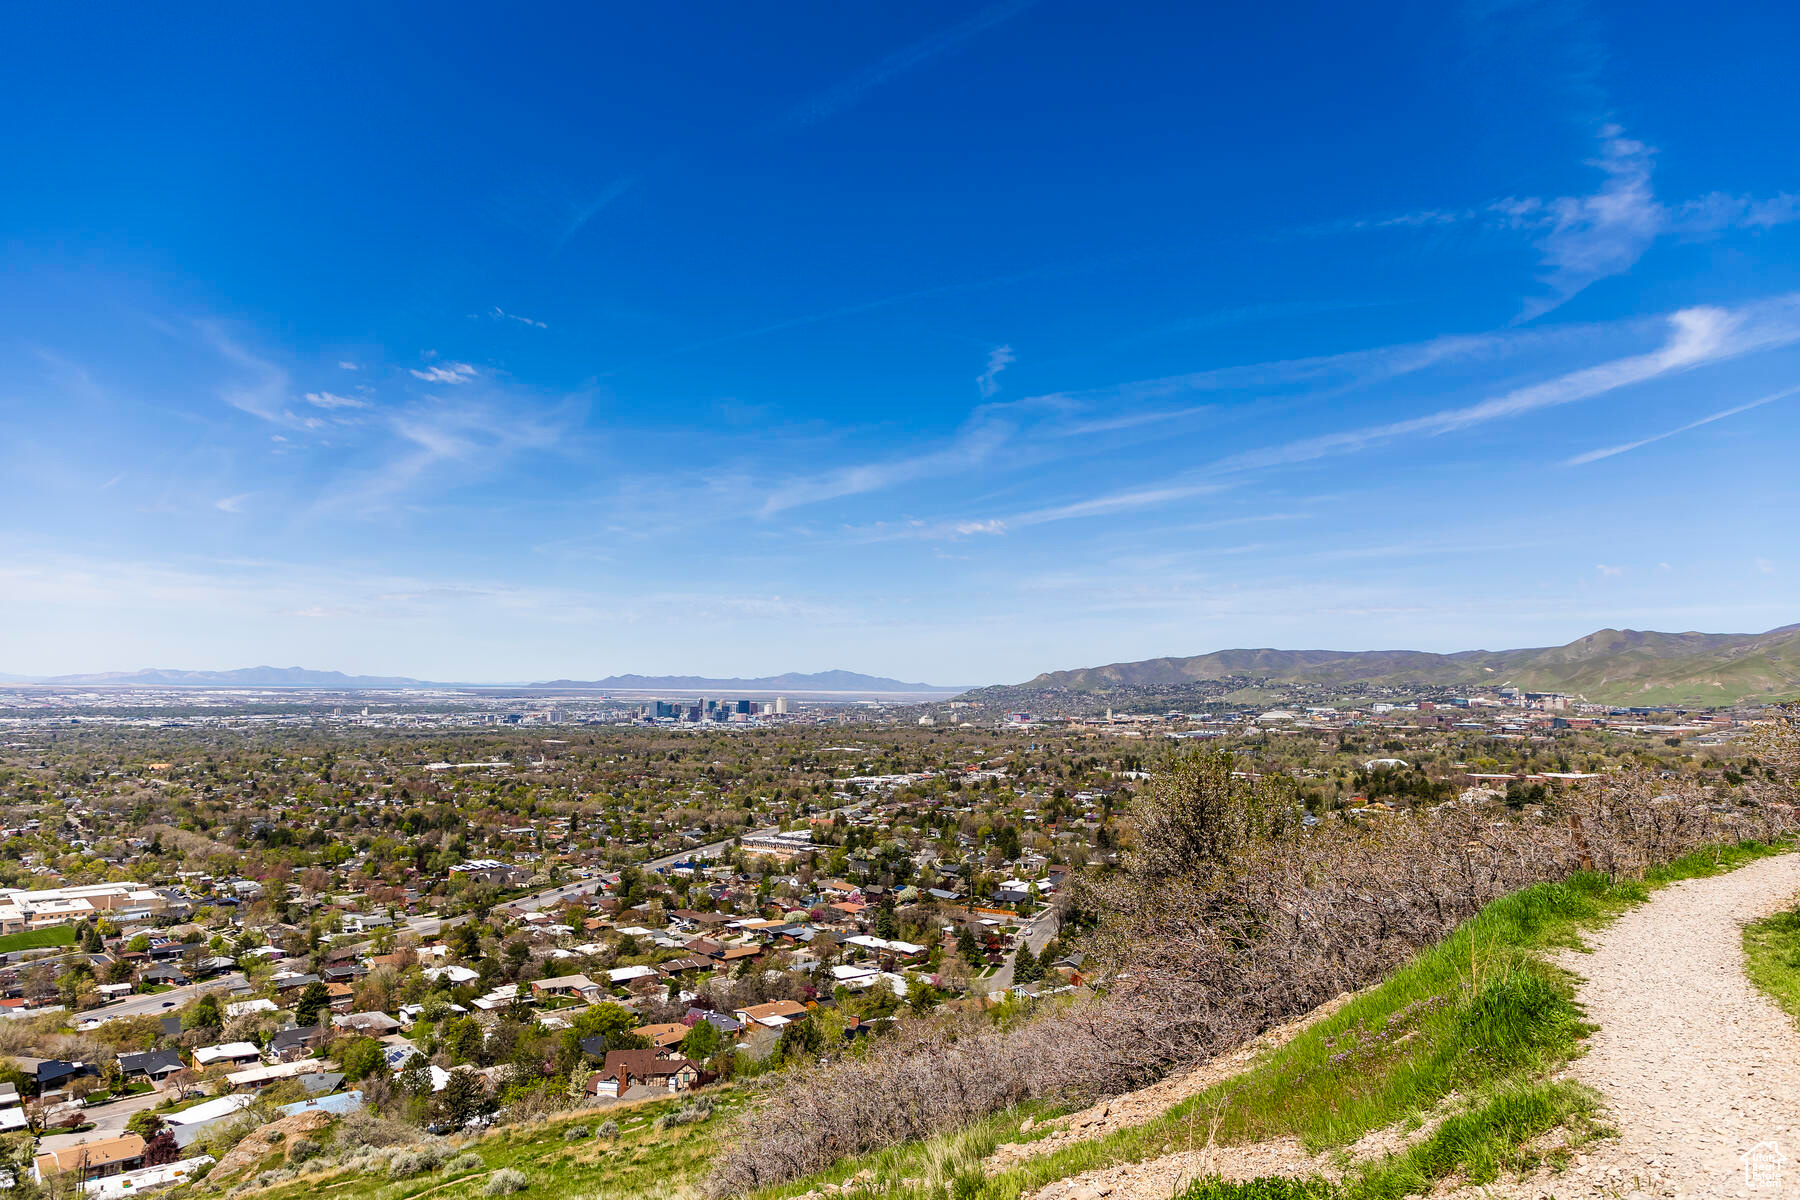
[
  {"left": 293, "top": 981, "right": 331, "bottom": 1029},
  {"left": 680, "top": 1018, "right": 723, "bottom": 1062}
]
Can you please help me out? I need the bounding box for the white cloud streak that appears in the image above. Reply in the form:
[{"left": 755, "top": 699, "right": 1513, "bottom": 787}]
[
  {"left": 773, "top": 0, "right": 1037, "bottom": 134},
  {"left": 492, "top": 307, "right": 548, "bottom": 329},
  {"left": 976, "top": 344, "right": 1015, "bottom": 398},
  {"left": 1216, "top": 297, "right": 1800, "bottom": 473},
  {"left": 1354, "top": 125, "right": 1800, "bottom": 320},
  {"left": 409, "top": 362, "right": 478, "bottom": 384},
  {"left": 1564, "top": 383, "right": 1800, "bottom": 465},
  {"left": 303, "top": 390, "right": 365, "bottom": 410}
]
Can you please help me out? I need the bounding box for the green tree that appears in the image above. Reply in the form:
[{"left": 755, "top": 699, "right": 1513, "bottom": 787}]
[
  {"left": 446, "top": 1015, "right": 486, "bottom": 1065},
  {"left": 183, "top": 992, "right": 221, "bottom": 1032},
  {"left": 776, "top": 1015, "right": 824, "bottom": 1062},
  {"left": 125, "top": 1111, "right": 166, "bottom": 1139},
  {"left": 293, "top": 981, "right": 331, "bottom": 1029},
  {"left": 335, "top": 1036, "right": 386, "bottom": 1081},
  {"left": 399, "top": 1056, "right": 433, "bottom": 1097},
  {"left": 436, "top": 1068, "right": 496, "bottom": 1127},
  {"left": 956, "top": 924, "right": 981, "bottom": 966},
  {"left": 679, "top": 1018, "right": 723, "bottom": 1061}
]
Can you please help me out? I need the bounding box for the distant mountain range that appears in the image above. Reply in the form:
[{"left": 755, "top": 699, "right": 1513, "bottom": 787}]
[
  {"left": 529, "top": 670, "right": 960, "bottom": 692},
  {"left": 1, "top": 665, "right": 960, "bottom": 693},
  {"left": 13, "top": 626, "right": 1800, "bottom": 705},
  {"left": 998, "top": 624, "right": 1800, "bottom": 708},
  {"left": 14, "top": 666, "right": 433, "bottom": 688}
]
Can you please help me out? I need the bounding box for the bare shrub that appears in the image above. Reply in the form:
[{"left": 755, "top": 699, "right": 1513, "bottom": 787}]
[{"left": 706, "top": 753, "right": 1798, "bottom": 1196}]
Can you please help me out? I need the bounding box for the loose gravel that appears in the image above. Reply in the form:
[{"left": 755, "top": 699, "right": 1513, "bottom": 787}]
[{"left": 1503, "top": 851, "right": 1800, "bottom": 1200}]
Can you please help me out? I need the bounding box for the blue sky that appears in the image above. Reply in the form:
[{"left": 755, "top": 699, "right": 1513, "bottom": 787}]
[{"left": 3, "top": 1, "right": 1799, "bottom": 685}]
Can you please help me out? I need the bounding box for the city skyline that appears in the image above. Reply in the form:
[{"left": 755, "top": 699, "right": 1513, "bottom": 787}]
[{"left": 4, "top": 2, "right": 1799, "bottom": 682}]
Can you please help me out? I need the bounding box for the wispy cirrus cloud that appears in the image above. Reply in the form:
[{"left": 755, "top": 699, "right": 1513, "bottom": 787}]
[
  {"left": 491, "top": 306, "right": 547, "bottom": 329},
  {"left": 1349, "top": 126, "right": 1800, "bottom": 320},
  {"left": 850, "top": 295, "right": 1800, "bottom": 538},
  {"left": 846, "top": 481, "right": 1232, "bottom": 543},
  {"left": 1215, "top": 296, "right": 1800, "bottom": 472},
  {"left": 303, "top": 390, "right": 365, "bottom": 410},
  {"left": 976, "top": 344, "right": 1015, "bottom": 398},
  {"left": 559, "top": 173, "right": 642, "bottom": 252},
  {"left": 204, "top": 323, "right": 292, "bottom": 424},
  {"left": 1564, "top": 383, "right": 1800, "bottom": 465},
  {"left": 759, "top": 410, "right": 1017, "bottom": 516},
  {"left": 770, "top": 0, "right": 1037, "bottom": 135},
  {"left": 754, "top": 325, "right": 1569, "bottom": 520},
  {"left": 317, "top": 388, "right": 584, "bottom": 515},
  {"left": 409, "top": 361, "right": 478, "bottom": 384}
]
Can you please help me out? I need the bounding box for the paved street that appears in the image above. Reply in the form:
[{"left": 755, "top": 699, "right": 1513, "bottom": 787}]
[
  {"left": 37, "top": 1088, "right": 165, "bottom": 1154},
  {"left": 988, "top": 907, "right": 1061, "bottom": 993},
  {"left": 91, "top": 972, "right": 246, "bottom": 1021}
]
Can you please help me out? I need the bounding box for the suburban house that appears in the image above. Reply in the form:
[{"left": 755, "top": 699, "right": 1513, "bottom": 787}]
[
  {"left": 116, "top": 1048, "right": 185, "bottom": 1086},
  {"left": 31, "top": 1058, "right": 99, "bottom": 1097},
  {"left": 193, "top": 1042, "right": 261, "bottom": 1068},
  {"left": 631, "top": 1022, "right": 690, "bottom": 1050},
  {"left": 735, "top": 999, "right": 808, "bottom": 1029},
  {"left": 530, "top": 973, "right": 606, "bottom": 1003},
  {"left": 586, "top": 1049, "right": 700, "bottom": 1098},
  {"left": 333, "top": 1011, "right": 402, "bottom": 1036},
  {"left": 267, "top": 1025, "right": 328, "bottom": 1060},
  {"left": 33, "top": 1134, "right": 147, "bottom": 1185}
]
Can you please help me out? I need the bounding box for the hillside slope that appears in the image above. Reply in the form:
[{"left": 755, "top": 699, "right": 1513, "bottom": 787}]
[{"left": 1000, "top": 624, "right": 1800, "bottom": 706}]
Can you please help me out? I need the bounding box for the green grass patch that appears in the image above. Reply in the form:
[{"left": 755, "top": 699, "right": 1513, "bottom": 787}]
[
  {"left": 1173, "top": 1080, "right": 1604, "bottom": 1200},
  {"left": 1743, "top": 907, "right": 1800, "bottom": 1027},
  {"left": 1181, "top": 1181, "right": 1337, "bottom": 1200},
  {"left": 1342, "top": 1080, "right": 1604, "bottom": 1200},
  {"left": 0, "top": 924, "right": 76, "bottom": 953},
  {"left": 227, "top": 1090, "right": 747, "bottom": 1200}
]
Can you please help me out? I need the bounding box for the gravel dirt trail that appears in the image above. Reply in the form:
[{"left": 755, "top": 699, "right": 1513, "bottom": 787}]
[
  {"left": 1020, "top": 853, "right": 1800, "bottom": 1200},
  {"left": 1523, "top": 851, "right": 1800, "bottom": 1200}
]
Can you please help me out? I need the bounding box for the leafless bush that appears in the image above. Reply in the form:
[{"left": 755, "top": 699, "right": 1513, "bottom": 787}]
[{"left": 706, "top": 753, "right": 1798, "bottom": 1196}]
